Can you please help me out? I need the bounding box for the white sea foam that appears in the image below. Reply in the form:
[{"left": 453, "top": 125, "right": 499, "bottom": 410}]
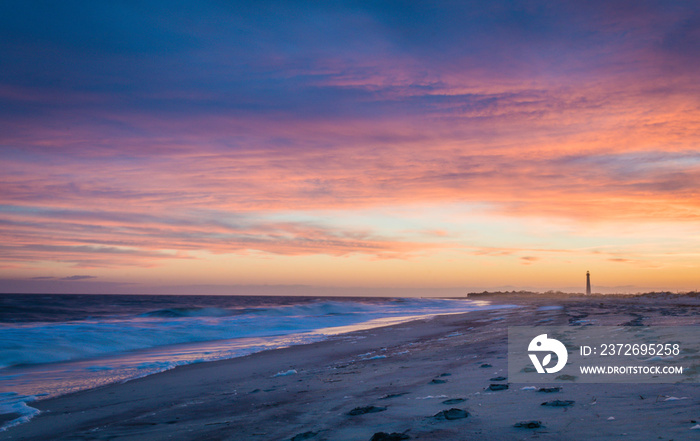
[
  {"left": 0, "top": 393, "right": 41, "bottom": 432},
  {"left": 0, "top": 299, "right": 510, "bottom": 369}
]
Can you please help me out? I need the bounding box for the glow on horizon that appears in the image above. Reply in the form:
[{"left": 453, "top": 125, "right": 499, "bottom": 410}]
[{"left": 1, "top": 1, "right": 699, "bottom": 294}]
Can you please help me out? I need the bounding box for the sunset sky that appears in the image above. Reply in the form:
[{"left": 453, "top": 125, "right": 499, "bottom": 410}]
[{"left": 1, "top": 1, "right": 699, "bottom": 295}]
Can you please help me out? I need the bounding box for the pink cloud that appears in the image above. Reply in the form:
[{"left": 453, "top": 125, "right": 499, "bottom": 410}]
[{"left": 2, "top": 4, "right": 700, "bottom": 272}]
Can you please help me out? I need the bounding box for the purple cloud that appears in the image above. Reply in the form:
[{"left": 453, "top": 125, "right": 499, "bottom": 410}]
[{"left": 60, "top": 275, "right": 97, "bottom": 281}]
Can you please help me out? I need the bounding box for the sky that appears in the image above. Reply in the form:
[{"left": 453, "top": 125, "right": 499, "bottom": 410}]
[{"left": 1, "top": 1, "right": 699, "bottom": 295}]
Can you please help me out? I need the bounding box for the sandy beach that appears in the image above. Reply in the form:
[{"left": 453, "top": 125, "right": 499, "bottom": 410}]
[
  {"left": 3, "top": 1, "right": 700, "bottom": 439},
  {"left": 4, "top": 293, "right": 700, "bottom": 441}
]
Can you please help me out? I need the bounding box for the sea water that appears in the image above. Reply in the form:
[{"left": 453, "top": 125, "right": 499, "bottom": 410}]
[{"left": 0, "top": 293, "right": 510, "bottom": 430}]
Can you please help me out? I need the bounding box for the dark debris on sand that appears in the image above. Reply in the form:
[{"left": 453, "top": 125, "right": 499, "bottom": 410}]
[
  {"left": 429, "top": 378, "right": 447, "bottom": 384},
  {"left": 348, "top": 406, "right": 387, "bottom": 416},
  {"left": 538, "top": 387, "right": 561, "bottom": 393},
  {"left": 369, "top": 432, "right": 410, "bottom": 441},
  {"left": 441, "top": 398, "right": 466, "bottom": 405},
  {"left": 379, "top": 392, "right": 408, "bottom": 400},
  {"left": 488, "top": 383, "right": 508, "bottom": 391},
  {"left": 541, "top": 400, "right": 575, "bottom": 407},
  {"left": 514, "top": 421, "right": 543, "bottom": 429},
  {"left": 489, "top": 376, "right": 507, "bottom": 381},
  {"left": 434, "top": 408, "right": 469, "bottom": 420}
]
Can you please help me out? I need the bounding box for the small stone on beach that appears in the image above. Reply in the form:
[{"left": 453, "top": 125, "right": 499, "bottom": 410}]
[
  {"left": 488, "top": 384, "right": 508, "bottom": 391},
  {"left": 538, "top": 387, "right": 561, "bottom": 393},
  {"left": 441, "top": 398, "right": 466, "bottom": 405},
  {"left": 489, "top": 376, "right": 507, "bottom": 381},
  {"left": 480, "top": 363, "right": 492, "bottom": 368},
  {"left": 430, "top": 379, "right": 447, "bottom": 384},
  {"left": 369, "top": 432, "right": 410, "bottom": 441},
  {"left": 514, "top": 421, "right": 543, "bottom": 429},
  {"left": 541, "top": 400, "right": 575, "bottom": 407},
  {"left": 379, "top": 393, "right": 408, "bottom": 400},
  {"left": 348, "top": 406, "right": 387, "bottom": 416},
  {"left": 434, "top": 408, "right": 469, "bottom": 420}
]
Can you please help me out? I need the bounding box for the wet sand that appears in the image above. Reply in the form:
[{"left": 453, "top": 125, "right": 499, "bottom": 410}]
[{"left": 4, "top": 294, "right": 700, "bottom": 440}]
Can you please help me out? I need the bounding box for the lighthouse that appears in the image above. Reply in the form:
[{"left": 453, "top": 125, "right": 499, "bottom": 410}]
[{"left": 586, "top": 271, "right": 591, "bottom": 295}]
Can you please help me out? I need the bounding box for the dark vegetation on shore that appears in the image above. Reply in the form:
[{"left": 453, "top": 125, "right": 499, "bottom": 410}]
[{"left": 464, "top": 290, "right": 700, "bottom": 299}]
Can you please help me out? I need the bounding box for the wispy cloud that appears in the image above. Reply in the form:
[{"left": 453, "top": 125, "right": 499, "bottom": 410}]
[{"left": 61, "top": 275, "right": 97, "bottom": 281}]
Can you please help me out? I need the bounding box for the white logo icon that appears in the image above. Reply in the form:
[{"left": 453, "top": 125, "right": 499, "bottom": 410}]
[{"left": 528, "top": 334, "right": 568, "bottom": 374}]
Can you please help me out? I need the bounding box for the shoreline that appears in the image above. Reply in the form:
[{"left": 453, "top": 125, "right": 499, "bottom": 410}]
[
  {"left": 0, "top": 298, "right": 513, "bottom": 394},
  {"left": 0, "top": 298, "right": 516, "bottom": 430},
  {"left": 5, "top": 294, "right": 700, "bottom": 440}
]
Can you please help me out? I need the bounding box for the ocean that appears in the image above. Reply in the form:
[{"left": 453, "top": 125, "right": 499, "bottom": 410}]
[{"left": 0, "top": 293, "right": 509, "bottom": 430}]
